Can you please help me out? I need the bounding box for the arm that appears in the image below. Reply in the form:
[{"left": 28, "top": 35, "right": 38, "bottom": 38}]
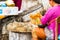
[{"left": 41, "top": 8, "right": 54, "bottom": 25}]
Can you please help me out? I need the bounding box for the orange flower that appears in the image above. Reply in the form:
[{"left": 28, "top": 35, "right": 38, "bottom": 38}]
[{"left": 0, "top": 15, "right": 5, "bottom": 19}]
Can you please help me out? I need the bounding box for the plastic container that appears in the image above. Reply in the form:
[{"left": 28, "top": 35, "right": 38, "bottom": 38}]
[
  {"left": 1, "top": 3, "right": 7, "bottom": 7},
  {"left": 0, "top": 2, "right": 7, "bottom": 7},
  {"left": 0, "top": 2, "right": 6, "bottom": 19}
]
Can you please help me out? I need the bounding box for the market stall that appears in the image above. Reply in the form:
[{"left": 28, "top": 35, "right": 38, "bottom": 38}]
[
  {"left": 1, "top": 3, "right": 45, "bottom": 40},
  {"left": 0, "top": 0, "right": 47, "bottom": 40},
  {"left": 0, "top": 0, "right": 59, "bottom": 40}
]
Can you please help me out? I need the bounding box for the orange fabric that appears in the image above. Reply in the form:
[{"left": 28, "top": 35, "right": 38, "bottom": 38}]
[
  {"left": 32, "top": 27, "right": 46, "bottom": 39},
  {"left": 0, "top": 15, "right": 5, "bottom": 19}
]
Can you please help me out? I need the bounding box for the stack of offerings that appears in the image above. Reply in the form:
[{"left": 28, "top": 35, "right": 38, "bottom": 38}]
[{"left": 7, "top": 21, "right": 38, "bottom": 32}]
